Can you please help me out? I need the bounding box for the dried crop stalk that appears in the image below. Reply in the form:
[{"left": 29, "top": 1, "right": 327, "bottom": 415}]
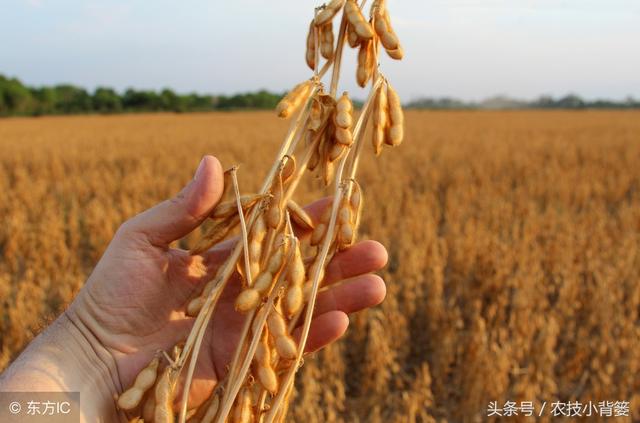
[{"left": 117, "top": 1, "right": 404, "bottom": 422}]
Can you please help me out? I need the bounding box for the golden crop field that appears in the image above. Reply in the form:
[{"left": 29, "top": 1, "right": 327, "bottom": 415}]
[{"left": 1, "top": 110, "right": 640, "bottom": 422}]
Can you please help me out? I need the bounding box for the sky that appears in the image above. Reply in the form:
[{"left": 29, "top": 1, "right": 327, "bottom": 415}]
[{"left": 1, "top": 0, "right": 639, "bottom": 102}]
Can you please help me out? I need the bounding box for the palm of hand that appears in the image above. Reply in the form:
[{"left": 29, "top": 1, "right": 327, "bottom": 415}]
[
  {"left": 76, "top": 234, "right": 245, "bottom": 397},
  {"left": 66, "top": 156, "right": 387, "bottom": 412}
]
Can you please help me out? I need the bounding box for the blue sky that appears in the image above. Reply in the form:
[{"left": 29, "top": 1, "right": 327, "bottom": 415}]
[{"left": 1, "top": 0, "right": 639, "bottom": 101}]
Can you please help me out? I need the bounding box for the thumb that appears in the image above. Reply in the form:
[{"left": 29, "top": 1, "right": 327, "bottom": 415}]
[{"left": 121, "top": 155, "right": 224, "bottom": 247}]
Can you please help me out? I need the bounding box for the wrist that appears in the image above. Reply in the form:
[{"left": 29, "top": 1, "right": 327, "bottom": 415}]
[{"left": 0, "top": 311, "right": 125, "bottom": 422}]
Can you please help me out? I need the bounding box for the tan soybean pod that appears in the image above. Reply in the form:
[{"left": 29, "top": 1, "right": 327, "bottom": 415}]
[
  {"left": 254, "top": 334, "right": 271, "bottom": 365},
  {"left": 267, "top": 247, "right": 285, "bottom": 274},
  {"left": 267, "top": 177, "right": 283, "bottom": 229},
  {"left": 232, "top": 387, "right": 253, "bottom": 423},
  {"left": 356, "top": 39, "right": 374, "bottom": 88},
  {"left": 200, "top": 393, "right": 220, "bottom": 423},
  {"left": 186, "top": 296, "right": 205, "bottom": 317},
  {"left": 322, "top": 145, "right": 336, "bottom": 187},
  {"left": 382, "top": 11, "right": 404, "bottom": 60},
  {"left": 281, "top": 155, "right": 296, "bottom": 185},
  {"left": 267, "top": 311, "right": 287, "bottom": 337},
  {"left": 329, "top": 143, "right": 346, "bottom": 162},
  {"left": 320, "top": 22, "right": 334, "bottom": 60},
  {"left": 373, "top": 3, "right": 400, "bottom": 51},
  {"left": 351, "top": 180, "right": 363, "bottom": 212},
  {"left": 337, "top": 194, "right": 355, "bottom": 250},
  {"left": 191, "top": 214, "right": 240, "bottom": 255},
  {"left": 385, "top": 45, "right": 404, "bottom": 60},
  {"left": 338, "top": 198, "right": 352, "bottom": 224},
  {"left": 285, "top": 285, "right": 303, "bottom": 316},
  {"left": 154, "top": 366, "right": 176, "bottom": 423},
  {"left": 275, "top": 336, "right": 298, "bottom": 360},
  {"left": 310, "top": 222, "right": 327, "bottom": 246},
  {"left": 257, "top": 364, "right": 278, "bottom": 394},
  {"left": 254, "top": 331, "right": 278, "bottom": 394},
  {"left": 248, "top": 214, "right": 267, "bottom": 278},
  {"left": 385, "top": 83, "right": 404, "bottom": 146},
  {"left": 335, "top": 126, "right": 353, "bottom": 146},
  {"left": 350, "top": 180, "right": 364, "bottom": 239},
  {"left": 307, "top": 141, "right": 321, "bottom": 171},
  {"left": 372, "top": 83, "right": 388, "bottom": 155},
  {"left": 306, "top": 259, "right": 326, "bottom": 287},
  {"left": 346, "top": 23, "right": 360, "bottom": 48},
  {"left": 142, "top": 392, "right": 155, "bottom": 422},
  {"left": 117, "top": 357, "right": 160, "bottom": 411},
  {"left": 276, "top": 80, "right": 313, "bottom": 119},
  {"left": 314, "top": 0, "right": 346, "bottom": 26},
  {"left": 305, "top": 20, "right": 317, "bottom": 70},
  {"left": 334, "top": 92, "right": 353, "bottom": 128},
  {"left": 287, "top": 243, "right": 305, "bottom": 287},
  {"left": 344, "top": 0, "right": 374, "bottom": 40},
  {"left": 210, "top": 194, "right": 265, "bottom": 220},
  {"left": 286, "top": 200, "right": 314, "bottom": 231},
  {"left": 339, "top": 224, "right": 354, "bottom": 249},
  {"left": 310, "top": 199, "right": 333, "bottom": 245},
  {"left": 252, "top": 271, "right": 274, "bottom": 294},
  {"left": 235, "top": 288, "right": 261, "bottom": 312},
  {"left": 308, "top": 98, "right": 323, "bottom": 132},
  {"left": 284, "top": 241, "right": 305, "bottom": 315}
]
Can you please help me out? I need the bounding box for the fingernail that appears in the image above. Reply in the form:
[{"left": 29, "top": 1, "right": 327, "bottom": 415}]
[{"left": 194, "top": 157, "right": 206, "bottom": 181}]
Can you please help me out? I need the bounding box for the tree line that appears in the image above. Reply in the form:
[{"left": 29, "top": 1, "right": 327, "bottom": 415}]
[
  {"left": 0, "top": 74, "right": 284, "bottom": 116},
  {"left": 2, "top": 74, "right": 638, "bottom": 117},
  {"left": 405, "top": 94, "right": 640, "bottom": 110}
]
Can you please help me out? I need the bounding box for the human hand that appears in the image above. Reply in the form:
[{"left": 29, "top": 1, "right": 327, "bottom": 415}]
[{"left": 0, "top": 156, "right": 387, "bottom": 421}]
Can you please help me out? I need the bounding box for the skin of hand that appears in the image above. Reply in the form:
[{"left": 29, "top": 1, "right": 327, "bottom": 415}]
[{"left": 0, "top": 155, "right": 388, "bottom": 422}]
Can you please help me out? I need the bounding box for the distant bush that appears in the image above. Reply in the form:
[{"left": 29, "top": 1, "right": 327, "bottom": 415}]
[{"left": 0, "top": 74, "right": 284, "bottom": 117}]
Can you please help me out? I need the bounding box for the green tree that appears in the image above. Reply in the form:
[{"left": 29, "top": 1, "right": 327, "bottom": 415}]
[
  {"left": 53, "top": 85, "right": 92, "bottom": 114},
  {"left": 0, "top": 76, "right": 34, "bottom": 115},
  {"left": 93, "top": 87, "right": 122, "bottom": 113},
  {"left": 30, "top": 87, "right": 57, "bottom": 115}
]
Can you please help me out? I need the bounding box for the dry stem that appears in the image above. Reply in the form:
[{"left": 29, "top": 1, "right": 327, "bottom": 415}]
[
  {"left": 263, "top": 73, "right": 383, "bottom": 423},
  {"left": 214, "top": 237, "right": 299, "bottom": 423},
  {"left": 231, "top": 166, "right": 253, "bottom": 288}
]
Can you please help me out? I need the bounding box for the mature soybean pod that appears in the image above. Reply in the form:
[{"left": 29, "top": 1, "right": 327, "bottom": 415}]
[
  {"left": 154, "top": 367, "right": 176, "bottom": 423},
  {"left": 200, "top": 394, "right": 220, "bottom": 423},
  {"left": 386, "top": 45, "right": 404, "bottom": 60},
  {"left": 329, "top": 143, "right": 346, "bottom": 162},
  {"left": 305, "top": 20, "right": 317, "bottom": 70},
  {"left": 285, "top": 285, "right": 303, "bottom": 316},
  {"left": 372, "top": 83, "right": 388, "bottom": 155},
  {"left": 356, "top": 39, "right": 373, "bottom": 88},
  {"left": 386, "top": 83, "right": 404, "bottom": 146},
  {"left": 267, "top": 311, "right": 287, "bottom": 337},
  {"left": 275, "top": 336, "right": 298, "bottom": 360},
  {"left": 344, "top": 0, "right": 374, "bottom": 39},
  {"left": 287, "top": 200, "right": 314, "bottom": 231},
  {"left": 347, "top": 23, "right": 360, "bottom": 48},
  {"left": 314, "top": 0, "right": 346, "bottom": 26},
  {"left": 320, "top": 22, "right": 334, "bottom": 60},
  {"left": 232, "top": 388, "right": 253, "bottom": 423},
  {"left": 334, "top": 92, "right": 353, "bottom": 129},
  {"left": 117, "top": 357, "right": 160, "bottom": 411},
  {"left": 373, "top": 4, "right": 400, "bottom": 51},
  {"left": 235, "top": 288, "right": 261, "bottom": 312},
  {"left": 383, "top": 11, "right": 403, "bottom": 59},
  {"left": 276, "top": 80, "right": 313, "bottom": 119},
  {"left": 142, "top": 392, "right": 155, "bottom": 422}
]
